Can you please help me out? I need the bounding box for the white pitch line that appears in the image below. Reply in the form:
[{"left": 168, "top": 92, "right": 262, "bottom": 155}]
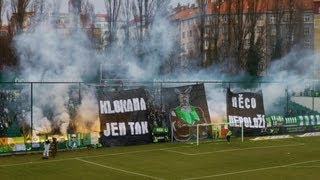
[
  {"left": 161, "top": 143, "right": 304, "bottom": 156},
  {"left": 288, "top": 165, "right": 320, "bottom": 168},
  {"left": 160, "top": 148, "right": 193, "bottom": 155},
  {"left": 0, "top": 145, "right": 192, "bottom": 168},
  {"left": 184, "top": 159, "right": 320, "bottom": 180},
  {"left": 0, "top": 143, "right": 304, "bottom": 168},
  {"left": 0, "top": 158, "right": 76, "bottom": 167},
  {"left": 80, "top": 145, "right": 193, "bottom": 159},
  {"left": 75, "top": 158, "right": 163, "bottom": 180},
  {"left": 191, "top": 143, "right": 305, "bottom": 155}
]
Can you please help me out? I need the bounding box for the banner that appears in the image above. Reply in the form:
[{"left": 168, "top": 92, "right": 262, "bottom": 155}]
[
  {"left": 265, "top": 115, "right": 320, "bottom": 127},
  {"left": 264, "top": 114, "right": 320, "bottom": 135},
  {"left": 162, "top": 84, "right": 211, "bottom": 141},
  {"left": 98, "top": 88, "right": 151, "bottom": 146},
  {"left": 227, "top": 89, "right": 265, "bottom": 129}
]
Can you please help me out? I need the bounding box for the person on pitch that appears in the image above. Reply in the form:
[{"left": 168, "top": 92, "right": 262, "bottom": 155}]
[
  {"left": 50, "top": 137, "right": 58, "bottom": 158},
  {"left": 42, "top": 139, "right": 51, "bottom": 159},
  {"left": 226, "top": 129, "right": 233, "bottom": 144}
]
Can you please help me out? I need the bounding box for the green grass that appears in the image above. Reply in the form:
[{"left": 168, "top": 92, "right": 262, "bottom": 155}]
[{"left": 1, "top": 136, "right": 320, "bottom": 180}]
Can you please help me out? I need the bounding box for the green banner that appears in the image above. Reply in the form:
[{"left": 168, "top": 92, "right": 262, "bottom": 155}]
[
  {"left": 284, "top": 116, "right": 299, "bottom": 126},
  {"left": 265, "top": 116, "right": 284, "bottom": 127},
  {"left": 266, "top": 115, "right": 320, "bottom": 127}
]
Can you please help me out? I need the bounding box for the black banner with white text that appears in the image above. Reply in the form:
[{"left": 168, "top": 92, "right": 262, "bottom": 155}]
[
  {"left": 98, "top": 88, "right": 152, "bottom": 146},
  {"left": 226, "top": 89, "right": 265, "bottom": 129}
]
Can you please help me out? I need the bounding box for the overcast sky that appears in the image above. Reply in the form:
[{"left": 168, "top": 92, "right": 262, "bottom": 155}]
[
  {"left": 61, "top": 0, "right": 195, "bottom": 13},
  {"left": 1, "top": 0, "right": 194, "bottom": 25}
]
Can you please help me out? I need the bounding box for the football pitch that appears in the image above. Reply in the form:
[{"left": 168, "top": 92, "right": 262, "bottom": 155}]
[{"left": 1, "top": 136, "right": 320, "bottom": 180}]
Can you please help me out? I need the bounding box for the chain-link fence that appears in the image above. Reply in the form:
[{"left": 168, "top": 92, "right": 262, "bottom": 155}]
[{"left": 1, "top": 80, "right": 320, "bottom": 153}]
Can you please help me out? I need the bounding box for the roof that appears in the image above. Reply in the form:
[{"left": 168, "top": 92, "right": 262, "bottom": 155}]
[
  {"left": 95, "top": 14, "right": 108, "bottom": 18},
  {"left": 172, "top": 0, "right": 313, "bottom": 20},
  {"left": 0, "top": 26, "right": 9, "bottom": 31},
  {"left": 212, "top": 0, "right": 313, "bottom": 14},
  {"left": 172, "top": 5, "right": 199, "bottom": 20}
]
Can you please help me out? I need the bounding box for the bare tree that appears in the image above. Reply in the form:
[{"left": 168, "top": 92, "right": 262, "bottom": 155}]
[
  {"left": 31, "top": 0, "right": 49, "bottom": 30},
  {"left": 268, "top": 0, "right": 307, "bottom": 62},
  {"left": 81, "top": 0, "right": 94, "bottom": 27},
  {"left": 245, "top": 0, "right": 267, "bottom": 75},
  {"left": 212, "top": 0, "right": 246, "bottom": 74},
  {"left": 130, "top": 0, "right": 168, "bottom": 60},
  {"left": 69, "top": 0, "right": 81, "bottom": 31},
  {"left": 121, "top": 0, "right": 132, "bottom": 46},
  {"left": 207, "top": 0, "right": 224, "bottom": 66},
  {"left": 197, "top": 0, "right": 206, "bottom": 67},
  {"left": 10, "top": 0, "right": 31, "bottom": 34},
  {"left": 0, "top": 0, "right": 7, "bottom": 26},
  {"left": 269, "top": 0, "right": 285, "bottom": 61},
  {"left": 199, "top": 0, "right": 266, "bottom": 74},
  {"left": 285, "top": 0, "right": 306, "bottom": 52},
  {"left": 33, "top": 0, "right": 46, "bottom": 15},
  {"left": 68, "top": 0, "right": 95, "bottom": 32},
  {"left": 1, "top": 0, "right": 31, "bottom": 67},
  {"left": 52, "top": 0, "right": 62, "bottom": 15},
  {"left": 104, "top": 0, "right": 121, "bottom": 48}
]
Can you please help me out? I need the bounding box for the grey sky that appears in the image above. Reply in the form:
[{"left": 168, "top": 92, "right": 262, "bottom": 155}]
[
  {"left": 62, "top": 0, "right": 195, "bottom": 13},
  {"left": 1, "top": 0, "right": 195, "bottom": 25}
]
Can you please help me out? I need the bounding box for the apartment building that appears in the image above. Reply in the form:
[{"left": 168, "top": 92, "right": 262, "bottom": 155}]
[
  {"left": 314, "top": 0, "right": 320, "bottom": 78},
  {"left": 172, "top": 0, "right": 314, "bottom": 74},
  {"left": 0, "top": 25, "right": 8, "bottom": 37}
]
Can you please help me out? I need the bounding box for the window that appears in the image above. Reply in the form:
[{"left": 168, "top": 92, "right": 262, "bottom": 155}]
[
  {"left": 245, "top": 39, "right": 250, "bottom": 47},
  {"left": 287, "top": 34, "right": 294, "bottom": 42},
  {"left": 257, "top": 27, "right": 263, "bottom": 34},
  {"left": 204, "top": 40, "right": 209, "bottom": 49},
  {"left": 182, "top": 32, "right": 185, "bottom": 39},
  {"left": 271, "top": 27, "right": 276, "bottom": 35},
  {"left": 304, "top": 15, "right": 311, "bottom": 22},
  {"left": 205, "top": 28, "right": 210, "bottom": 35},
  {"left": 258, "top": 15, "right": 264, "bottom": 21},
  {"left": 283, "top": 14, "right": 290, "bottom": 22},
  {"left": 269, "top": 15, "right": 275, "bottom": 24},
  {"left": 189, "top": 30, "right": 192, "bottom": 37},
  {"left": 223, "top": 15, "right": 227, "bottom": 22},
  {"left": 221, "top": 39, "right": 225, "bottom": 45},
  {"left": 181, "top": 21, "right": 185, "bottom": 27},
  {"left": 304, "top": 27, "right": 310, "bottom": 35},
  {"left": 205, "top": 16, "right": 210, "bottom": 25},
  {"left": 304, "top": 39, "right": 311, "bottom": 48},
  {"left": 222, "top": 26, "right": 227, "bottom": 33}
]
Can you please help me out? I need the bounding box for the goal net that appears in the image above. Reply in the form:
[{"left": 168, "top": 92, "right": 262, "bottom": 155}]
[{"left": 196, "top": 123, "right": 244, "bottom": 145}]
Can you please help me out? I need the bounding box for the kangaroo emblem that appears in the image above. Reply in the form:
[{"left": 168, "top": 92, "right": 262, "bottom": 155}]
[{"left": 171, "top": 86, "right": 208, "bottom": 141}]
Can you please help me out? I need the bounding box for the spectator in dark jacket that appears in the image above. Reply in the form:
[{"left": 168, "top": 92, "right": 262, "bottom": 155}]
[{"left": 50, "top": 137, "right": 58, "bottom": 158}]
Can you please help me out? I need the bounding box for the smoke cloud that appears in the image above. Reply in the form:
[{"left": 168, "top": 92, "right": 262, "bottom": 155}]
[{"left": 6, "top": 1, "right": 316, "bottom": 134}]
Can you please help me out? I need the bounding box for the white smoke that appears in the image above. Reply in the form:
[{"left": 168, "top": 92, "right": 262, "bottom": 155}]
[
  {"left": 262, "top": 48, "right": 316, "bottom": 113},
  {"left": 205, "top": 84, "right": 226, "bottom": 123},
  {"left": 75, "top": 88, "right": 99, "bottom": 132},
  {"left": 13, "top": 13, "right": 101, "bottom": 135},
  {"left": 29, "top": 107, "right": 52, "bottom": 134},
  {"left": 10, "top": 0, "right": 317, "bottom": 134},
  {"left": 15, "top": 27, "right": 100, "bottom": 82}
]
